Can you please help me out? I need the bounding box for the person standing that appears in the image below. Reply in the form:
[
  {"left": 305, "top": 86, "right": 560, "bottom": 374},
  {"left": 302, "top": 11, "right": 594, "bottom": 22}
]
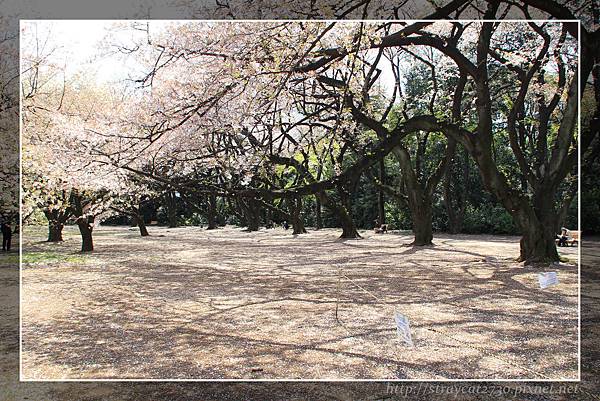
[{"left": 2, "top": 222, "right": 12, "bottom": 251}]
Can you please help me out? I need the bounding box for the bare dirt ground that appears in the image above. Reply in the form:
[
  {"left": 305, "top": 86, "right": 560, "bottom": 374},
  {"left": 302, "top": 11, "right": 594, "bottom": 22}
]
[{"left": 18, "top": 225, "right": 580, "bottom": 381}]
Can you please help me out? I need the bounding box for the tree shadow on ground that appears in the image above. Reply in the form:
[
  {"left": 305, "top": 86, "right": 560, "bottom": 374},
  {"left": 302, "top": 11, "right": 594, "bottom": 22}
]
[{"left": 20, "top": 226, "right": 579, "bottom": 380}]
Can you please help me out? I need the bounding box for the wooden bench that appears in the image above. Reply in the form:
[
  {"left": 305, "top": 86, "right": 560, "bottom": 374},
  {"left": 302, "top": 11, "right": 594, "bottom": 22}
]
[
  {"left": 556, "top": 230, "right": 579, "bottom": 246},
  {"left": 565, "top": 230, "right": 579, "bottom": 246}
]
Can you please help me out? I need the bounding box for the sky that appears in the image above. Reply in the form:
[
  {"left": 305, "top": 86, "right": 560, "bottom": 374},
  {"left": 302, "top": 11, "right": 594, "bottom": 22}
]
[{"left": 21, "top": 20, "right": 154, "bottom": 85}]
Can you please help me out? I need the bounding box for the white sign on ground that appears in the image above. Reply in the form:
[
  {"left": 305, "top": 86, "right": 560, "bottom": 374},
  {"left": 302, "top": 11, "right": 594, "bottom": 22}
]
[
  {"left": 394, "top": 312, "right": 413, "bottom": 346},
  {"left": 538, "top": 272, "right": 559, "bottom": 289}
]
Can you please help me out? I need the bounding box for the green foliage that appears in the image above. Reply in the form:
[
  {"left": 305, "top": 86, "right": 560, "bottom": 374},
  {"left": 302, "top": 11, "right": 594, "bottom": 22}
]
[
  {"left": 179, "top": 213, "right": 207, "bottom": 227},
  {"left": 582, "top": 179, "right": 600, "bottom": 234},
  {"left": 385, "top": 202, "right": 411, "bottom": 230},
  {"left": 462, "top": 204, "right": 518, "bottom": 234}
]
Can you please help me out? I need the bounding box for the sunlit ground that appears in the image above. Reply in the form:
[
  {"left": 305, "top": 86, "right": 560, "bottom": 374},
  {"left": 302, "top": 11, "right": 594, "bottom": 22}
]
[{"left": 20, "top": 225, "right": 579, "bottom": 380}]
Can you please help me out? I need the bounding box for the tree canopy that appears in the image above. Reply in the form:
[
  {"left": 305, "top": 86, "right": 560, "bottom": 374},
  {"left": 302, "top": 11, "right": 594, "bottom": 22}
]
[{"left": 20, "top": 13, "right": 588, "bottom": 263}]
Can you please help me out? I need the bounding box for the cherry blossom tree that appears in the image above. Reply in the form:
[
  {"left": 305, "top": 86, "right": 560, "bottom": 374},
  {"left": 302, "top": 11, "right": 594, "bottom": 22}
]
[
  {"left": 21, "top": 18, "right": 585, "bottom": 263},
  {"left": 21, "top": 22, "right": 125, "bottom": 250},
  {"left": 0, "top": 8, "right": 19, "bottom": 225}
]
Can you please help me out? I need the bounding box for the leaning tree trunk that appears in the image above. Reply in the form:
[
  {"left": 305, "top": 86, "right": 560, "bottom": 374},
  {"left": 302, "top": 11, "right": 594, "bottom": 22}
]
[
  {"left": 134, "top": 214, "right": 149, "bottom": 237},
  {"left": 76, "top": 216, "right": 94, "bottom": 252}
]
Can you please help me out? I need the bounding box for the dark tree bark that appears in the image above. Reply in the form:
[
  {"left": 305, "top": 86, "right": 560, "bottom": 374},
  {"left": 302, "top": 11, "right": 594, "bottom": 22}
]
[
  {"left": 392, "top": 140, "right": 455, "bottom": 246},
  {"left": 515, "top": 202, "right": 560, "bottom": 263},
  {"left": 164, "top": 192, "right": 178, "bottom": 228},
  {"left": 265, "top": 206, "right": 273, "bottom": 228},
  {"left": 315, "top": 195, "right": 322, "bottom": 230},
  {"left": 304, "top": 18, "right": 581, "bottom": 262},
  {"left": 457, "top": 17, "right": 572, "bottom": 264},
  {"left": 207, "top": 193, "right": 217, "bottom": 229},
  {"left": 239, "top": 197, "right": 260, "bottom": 231},
  {"left": 267, "top": 153, "right": 360, "bottom": 238},
  {"left": 338, "top": 183, "right": 361, "bottom": 239},
  {"left": 44, "top": 201, "right": 71, "bottom": 242},
  {"left": 288, "top": 196, "right": 307, "bottom": 235},
  {"left": 314, "top": 162, "right": 324, "bottom": 230},
  {"left": 317, "top": 188, "right": 360, "bottom": 239},
  {"left": 377, "top": 158, "right": 386, "bottom": 227},
  {"left": 412, "top": 204, "right": 433, "bottom": 246},
  {"left": 337, "top": 205, "right": 360, "bottom": 238},
  {"left": 46, "top": 219, "right": 65, "bottom": 242},
  {"left": 76, "top": 216, "right": 94, "bottom": 252},
  {"left": 110, "top": 203, "right": 150, "bottom": 237},
  {"left": 134, "top": 214, "right": 149, "bottom": 237},
  {"left": 230, "top": 197, "right": 247, "bottom": 226},
  {"left": 246, "top": 210, "right": 260, "bottom": 231}
]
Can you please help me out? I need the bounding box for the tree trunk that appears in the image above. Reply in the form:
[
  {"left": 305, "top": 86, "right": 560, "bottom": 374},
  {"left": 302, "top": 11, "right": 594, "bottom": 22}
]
[
  {"left": 76, "top": 216, "right": 94, "bottom": 252},
  {"left": 517, "top": 187, "right": 562, "bottom": 263},
  {"left": 377, "top": 158, "right": 386, "bottom": 226},
  {"left": 318, "top": 191, "right": 360, "bottom": 239},
  {"left": 315, "top": 195, "right": 322, "bottom": 230},
  {"left": 45, "top": 209, "right": 68, "bottom": 242},
  {"left": 207, "top": 193, "right": 217, "bottom": 229},
  {"left": 47, "top": 220, "right": 64, "bottom": 242},
  {"left": 338, "top": 186, "right": 361, "bottom": 239},
  {"left": 392, "top": 145, "right": 438, "bottom": 246},
  {"left": 241, "top": 198, "right": 260, "bottom": 231},
  {"left": 411, "top": 204, "right": 433, "bottom": 246},
  {"left": 165, "top": 192, "right": 178, "bottom": 228},
  {"left": 339, "top": 208, "right": 360, "bottom": 238},
  {"left": 443, "top": 153, "right": 467, "bottom": 235},
  {"left": 518, "top": 216, "right": 560, "bottom": 263},
  {"left": 134, "top": 214, "right": 149, "bottom": 237},
  {"left": 229, "top": 197, "right": 246, "bottom": 226},
  {"left": 167, "top": 209, "right": 177, "bottom": 228},
  {"left": 289, "top": 196, "right": 307, "bottom": 235},
  {"left": 247, "top": 212, "right": 259, "bottom": 231},
  {"left": 265, "top": 207, "right": 273, "bottom": 228}
]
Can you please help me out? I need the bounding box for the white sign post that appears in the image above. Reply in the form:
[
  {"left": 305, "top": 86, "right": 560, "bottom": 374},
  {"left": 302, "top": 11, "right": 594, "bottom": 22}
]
[
  {"left": 394, "top": 312, "right": 413, "bottom": 347},
  {"left": 538, "top": 272, "right": 559, "bottom": 289}
]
